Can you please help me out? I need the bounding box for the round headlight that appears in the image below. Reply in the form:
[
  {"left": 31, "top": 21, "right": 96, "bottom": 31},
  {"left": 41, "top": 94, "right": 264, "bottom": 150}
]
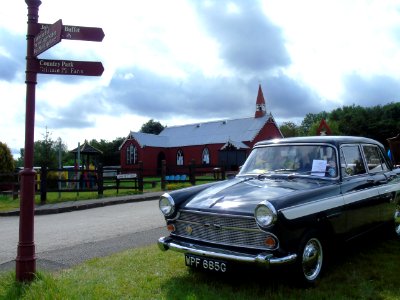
[
  {"left": 255, "top": 201, "right": 277, "bottom": 228},
  {"left": 159, "top": 193, "right": 175, "bottom": 217}
]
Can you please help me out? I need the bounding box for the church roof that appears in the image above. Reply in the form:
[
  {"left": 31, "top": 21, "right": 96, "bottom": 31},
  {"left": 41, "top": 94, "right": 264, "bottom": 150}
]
[
  {"left": 129, "top": 132, "right": 169, "bottom": 147},
  {"left": 126, "top": 114, "right": 274, "bottom": 148}
]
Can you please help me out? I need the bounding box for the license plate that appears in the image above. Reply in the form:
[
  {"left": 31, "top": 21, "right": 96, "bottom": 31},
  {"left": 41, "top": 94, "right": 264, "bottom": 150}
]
[{"left": 185, "top": 254, "right": 227, "bottom": 272}]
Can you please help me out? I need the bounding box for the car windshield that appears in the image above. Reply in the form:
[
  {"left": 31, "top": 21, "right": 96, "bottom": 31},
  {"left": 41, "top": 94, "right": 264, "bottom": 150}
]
[{"left": 238, "top": 144, "right": 338, "bottom": 178}]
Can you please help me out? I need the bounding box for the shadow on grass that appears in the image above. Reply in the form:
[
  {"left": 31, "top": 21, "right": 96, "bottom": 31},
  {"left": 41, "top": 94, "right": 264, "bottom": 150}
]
[
  {"left": 161, "top": 266, "right": 298, "bottom": 300},
  {"left": 160, "top": 226, "right": 400, "bottom": 300}
]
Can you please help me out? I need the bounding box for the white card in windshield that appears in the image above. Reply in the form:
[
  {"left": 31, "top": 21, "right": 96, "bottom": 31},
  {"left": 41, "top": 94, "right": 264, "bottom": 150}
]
[{"left": 311, "top": 160, "right": 327, "bottom": 176}]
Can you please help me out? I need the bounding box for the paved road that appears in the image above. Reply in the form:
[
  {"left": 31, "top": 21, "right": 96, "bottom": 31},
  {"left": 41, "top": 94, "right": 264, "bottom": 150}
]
[{"left": 0, "top": 200, "right": 168, "bottom": 272}]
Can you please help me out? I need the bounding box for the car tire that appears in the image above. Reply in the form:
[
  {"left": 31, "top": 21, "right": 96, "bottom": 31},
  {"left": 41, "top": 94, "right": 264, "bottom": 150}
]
[
  {"left": 395, "top": 209, "right": 400, "bottom": 237},
  {"left": 296, "top": 230, "right": 324, "bottom": 285}
]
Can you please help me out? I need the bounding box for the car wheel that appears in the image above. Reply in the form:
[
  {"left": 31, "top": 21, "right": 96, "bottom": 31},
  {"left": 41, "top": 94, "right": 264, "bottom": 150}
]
[
  {"left": 395, "top": 209, "right": 400, "bottom": 237},
  {"left": 296, "top": 231, "right": 324, "bottom": 285}
]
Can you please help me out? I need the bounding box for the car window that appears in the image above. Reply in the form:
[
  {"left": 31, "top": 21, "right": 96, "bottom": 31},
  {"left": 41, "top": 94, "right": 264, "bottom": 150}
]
[
  {"left": 362, "top": 144, "right": 389, "bottom": 173},
  {"left": 340, "top": 145, "right": 367, "bottom": 177}
]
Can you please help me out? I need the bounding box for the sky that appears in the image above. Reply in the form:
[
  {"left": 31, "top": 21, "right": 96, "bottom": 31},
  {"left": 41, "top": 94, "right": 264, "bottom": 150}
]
[{"left": 1, "top": 0, "right": 400, "bottom": 158}]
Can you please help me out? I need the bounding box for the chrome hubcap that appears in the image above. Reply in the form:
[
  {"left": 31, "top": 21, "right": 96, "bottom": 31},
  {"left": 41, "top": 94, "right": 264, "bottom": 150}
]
[
  {"left": 302, "top": 238, "right": 323, "bottom": 281},
  {"left": 395, "top": 223, "right": 400, "bottom": 236}
]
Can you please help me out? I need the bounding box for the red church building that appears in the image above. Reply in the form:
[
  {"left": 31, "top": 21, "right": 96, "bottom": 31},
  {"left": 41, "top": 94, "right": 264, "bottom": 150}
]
[{"left": 119, "top": 85, "right": 283, "bottom": 175}]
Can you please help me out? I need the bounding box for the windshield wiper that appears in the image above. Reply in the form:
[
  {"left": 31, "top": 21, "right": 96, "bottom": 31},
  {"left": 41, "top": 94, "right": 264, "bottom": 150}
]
[
  {"left": 257, "top": 169, "right": 297, "bottom": 179},
  {"left": 286, "top": 171, "right": 335, "bottom": 180}
]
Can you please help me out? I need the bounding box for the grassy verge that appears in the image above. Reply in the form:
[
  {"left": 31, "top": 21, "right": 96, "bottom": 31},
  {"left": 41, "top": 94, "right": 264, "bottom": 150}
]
[
  {"left": 1, "top": 235, "right": 399, "bottom": 300},
  {"left": 0, "top": 189, "right": 146, "bottom": 212}
]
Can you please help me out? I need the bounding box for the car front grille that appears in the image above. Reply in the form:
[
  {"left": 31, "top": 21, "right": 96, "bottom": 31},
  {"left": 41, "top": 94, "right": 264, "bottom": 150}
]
[{"left": 172, "top": 210, "right": 276, "bottom": 250}]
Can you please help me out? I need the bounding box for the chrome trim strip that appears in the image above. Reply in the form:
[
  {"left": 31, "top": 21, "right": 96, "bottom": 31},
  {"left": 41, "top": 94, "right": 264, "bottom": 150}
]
[
  {"left": 281, "top": 184, "right": 397, "bottom": 220},
  {"left": 378, "top": 181, "right": 400, "bottom": 196},
  {"left": 281, "top": 194, "right": 344, "bottom": 220},
  {"left": 158, "top": 236, "right": 297, "bottom": 266},
  {"left": 342, "top": 188, "right": 378, "bottom": 205},
  {"left": 179, "top": 209, "right": 255, "bottom": 219}
]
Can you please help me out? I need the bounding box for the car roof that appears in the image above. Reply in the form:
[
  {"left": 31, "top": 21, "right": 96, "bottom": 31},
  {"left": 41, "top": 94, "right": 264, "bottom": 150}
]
[{"left": 255, "top": 136, "right": 383, "bottom": 148}]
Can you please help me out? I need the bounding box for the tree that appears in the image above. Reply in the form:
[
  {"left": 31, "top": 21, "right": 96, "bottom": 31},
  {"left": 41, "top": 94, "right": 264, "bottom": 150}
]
[
  {"left": 140, "top": 119, "right": 165, "bottom": 135},
  {"left": 0, "top": 142, "right": 15, "bottom": 173},
  {"left": 88, "top": 137, "right": 125, "bottom": 166},
  {"left": 14, "top": 149, "right": 24, "bottom": 168},
  {"left": 299, "top": 112, "right": 329, "bottom": 136},
  {"left": 0, "top": 142, "right": 15, "bottom": 189},
  {"left": 17, "top": 128, "right": 70, "bottom": 168},
  {"left": 306, "top": 119, "right": 341, "bottom": 136},
  {"left": 34, "top": 128, "right": 57, "bottom": 168},
  {"left": 279, "top": 121, "right": 300, "bottom": 137},
  {"left": 329, "top": 103, "right": 400, "bottom": 145},
  {"left": 297, "top": 103, "right": 400, "bottom": 144}
]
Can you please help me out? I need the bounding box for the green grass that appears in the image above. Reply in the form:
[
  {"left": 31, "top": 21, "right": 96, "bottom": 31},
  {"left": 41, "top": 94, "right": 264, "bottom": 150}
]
[
  {"left": 0, "top": 195, "right": 17, "bottom": 211},
  {"left": 0, "top": 188, "right": 146, "bottom": 212},
  {"left": 1, "top": 234, "right": 399, "bottom": 300}
]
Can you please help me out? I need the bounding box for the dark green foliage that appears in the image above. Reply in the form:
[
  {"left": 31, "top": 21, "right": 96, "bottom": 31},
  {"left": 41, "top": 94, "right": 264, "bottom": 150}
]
[
  {"left": 33, "top": 131, "right": 69, "bottom": 168},
  {"left": 15, "top": 129, "right": 71, "bottom": 168},
  {"left": 0, "top": 142, "right": 14, "bottom": 173},
  {"left": 300, "top": 111, "right": 329, "bottom": 135},
  {"left": 88, "top": 137, "right": 125, "bottom": 166},
  {"left": 140, "top": 119, "right": 165, "bottom": 135},
  {"left": 279, "top": 121, "right": 300, "bottom": 137},
  {"left": 0, "top": 142, "right": 15, "bottom": 190},
  {"left": 329, "top": 103, "right": 400, "bottom": 145},
  {"left": 292, "top": 103, "right": 400, "bottom": 144}
]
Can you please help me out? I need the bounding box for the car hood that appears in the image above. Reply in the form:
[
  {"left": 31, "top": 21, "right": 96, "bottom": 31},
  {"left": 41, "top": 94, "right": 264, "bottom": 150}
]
[{"left": 183, "top": 176, "right": 326, "bottom": 215}]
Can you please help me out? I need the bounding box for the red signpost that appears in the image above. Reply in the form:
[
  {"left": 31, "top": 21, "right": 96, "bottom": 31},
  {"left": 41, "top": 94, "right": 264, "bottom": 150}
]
[
  {"left": 33, "top": 59, "right": 104, "bottom": 76},
  {"left": 18, "top": 0, "right": 104, "bottom": 282},
  {"left": 33, "top": 19, "right": 62, "bottom": 56},
  {"left": 38, "top": 23, "right": 105, "bottom": 42}
]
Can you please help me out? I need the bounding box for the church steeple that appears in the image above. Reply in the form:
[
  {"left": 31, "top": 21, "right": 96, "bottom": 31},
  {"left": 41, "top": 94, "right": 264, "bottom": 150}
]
[{"left": 255, "top": 84, "right": 266, "bottom": 118}]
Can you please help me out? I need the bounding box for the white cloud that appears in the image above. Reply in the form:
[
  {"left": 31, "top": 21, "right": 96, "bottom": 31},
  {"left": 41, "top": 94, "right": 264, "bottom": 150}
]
[{"left": 1, "top": 0, "right": 400, "bottom": 159}]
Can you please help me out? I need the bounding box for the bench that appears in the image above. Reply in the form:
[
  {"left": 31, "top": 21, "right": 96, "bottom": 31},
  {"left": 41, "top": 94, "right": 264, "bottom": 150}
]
[{"left": 165, "top": 175, "right": 187, "bottom": 182}]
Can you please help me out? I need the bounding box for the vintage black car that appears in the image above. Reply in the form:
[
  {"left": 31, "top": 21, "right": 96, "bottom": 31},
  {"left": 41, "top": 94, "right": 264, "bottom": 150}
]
[{"left": 158, "top": 136, "right": 400, "bottom": 284}]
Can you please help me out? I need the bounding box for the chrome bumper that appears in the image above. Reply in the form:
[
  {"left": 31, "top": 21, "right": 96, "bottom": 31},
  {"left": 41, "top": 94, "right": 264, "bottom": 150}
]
[{"left": 158, "top": 236, "right": 297, "bottom": 266}]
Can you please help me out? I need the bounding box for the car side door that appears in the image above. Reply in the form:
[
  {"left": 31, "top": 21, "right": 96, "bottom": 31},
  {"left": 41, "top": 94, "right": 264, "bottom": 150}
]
[
  {"left": 362, "top": 144, "right": 399, "bottom": 222},
  {"left": 340, "top": 144, "right": 382, "bottom": 238}
]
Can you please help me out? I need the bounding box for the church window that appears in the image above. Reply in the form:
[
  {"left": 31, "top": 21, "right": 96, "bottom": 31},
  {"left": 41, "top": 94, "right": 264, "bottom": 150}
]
[
  {"left": 126, "top": 144, "right": 137, "bottom": 165},
  {"left": 202, "top": 147, "right": 210, "bottom": 165},
  {"left": 177, "top": 149, "right": 184, "bottom": 165}
]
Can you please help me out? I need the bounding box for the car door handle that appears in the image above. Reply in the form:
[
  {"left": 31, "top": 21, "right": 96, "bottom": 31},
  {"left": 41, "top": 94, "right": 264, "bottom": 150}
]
[{"left": 367, "top": 178, "right": 387, "bottom": 185}]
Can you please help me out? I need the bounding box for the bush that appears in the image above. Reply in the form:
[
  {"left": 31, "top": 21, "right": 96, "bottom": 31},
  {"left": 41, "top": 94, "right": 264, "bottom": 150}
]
[
  {"left": 46, "top": 171, "right": 67, "bottom": 189},
  {"left": 0, "top": 142, "right": 14, "bottom": 173},
  {"left": 166, "top": 182, "right": 192, "bottom": 191},
  {"left": 0, "top": 142, "right": 15, "bottom": 191}
]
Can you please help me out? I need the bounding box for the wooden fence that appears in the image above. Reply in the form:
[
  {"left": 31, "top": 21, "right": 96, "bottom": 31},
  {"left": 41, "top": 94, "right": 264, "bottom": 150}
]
[
  {"left": 0, "top": 172, "right": 19, "bottom": 199},
  {"left": 0, "top": 160, "right": 230, "bottom": 203}
]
